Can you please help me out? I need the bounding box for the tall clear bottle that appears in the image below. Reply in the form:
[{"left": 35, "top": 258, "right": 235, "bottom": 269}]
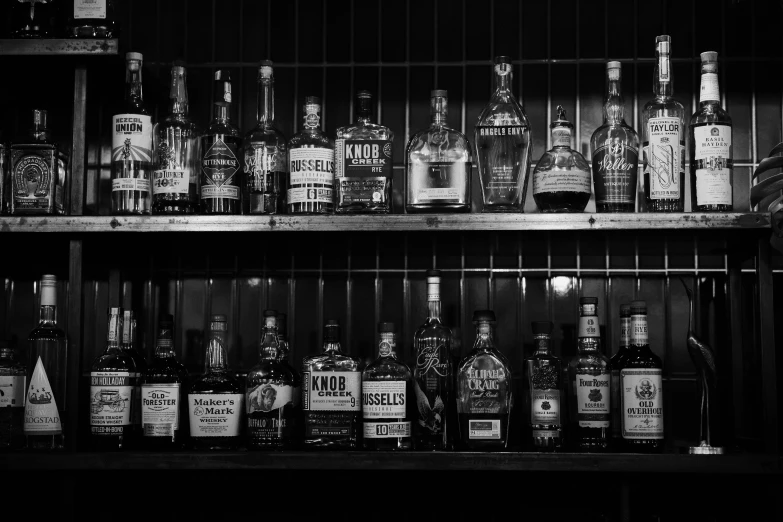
[
  {"left": 609, "top": 304, "right": 631, "bottom": 442},
  {"left": 152, "top": 62, "right": 201, "bottom": 214},
  {"left": 287, "top": 97, "right": 335, "bottom": 214},
  {"left": 111, "top": 52, "right": 152, "bottom": 215},
  {"left": 244, "top": 61, "right": 287, "bottom": 215},
  {"left": 474, "top": 56, "right": 531, "bottom": 212},
  {"left": 591, "top": 61, "right": 640, "bottom": 213},
  {"left": 524, "top": 321, "right": 565, "bottom": 451},
  {"left": 0, "top": 341, "right": 26, "bottom": 450}
]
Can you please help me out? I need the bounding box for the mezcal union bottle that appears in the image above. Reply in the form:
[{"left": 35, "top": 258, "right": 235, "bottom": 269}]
[
  {"left": 287, "top": 97, "right": 335, "bottom": 214},
  {"left": 111, "top": 52, "right": 153, "bottom": 215},
  {"left": 474, "top": 56, "right": 531, "bottom": 212},
  {"left": 0, "top": 341, "right": 26, "bottom": 450},
  {"left": 609, "top": 304, "right": 631, "bottom": 442},
  {"left": 406, "top": 90, "right": 471, "bottom": 212},
  {"left": 524, "top": 321, "right": 564, "bottom": 451}
]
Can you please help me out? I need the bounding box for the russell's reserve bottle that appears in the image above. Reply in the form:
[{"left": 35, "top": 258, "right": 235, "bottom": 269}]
[
  {"left": 287, "top": 97, "right": 335, "bottom": 214},
  {"left": 609, "top": 304, "right": 631, "bottom": 442},
  {"left": 0, "top": 341, "right": 26, "bottom": 450},
  {"left": 524, "top": 321, "right": 564, "bottom": 451}
]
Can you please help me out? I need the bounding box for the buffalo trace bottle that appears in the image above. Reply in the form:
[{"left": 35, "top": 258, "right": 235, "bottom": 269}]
[
  {"left": 111, "top": 52, "right": 152, "bottom": 215},
  {"left": 188, "top": 315, "right": 243, "bottom": 450},
  {"left": 287, "top": 97, "right": 335, "bottom": 214},
  {"left": 619, "top": 301, "right": 664, "bottom": 453},
  {"left": 362, "top": 323, "right": 414, "bottom": 450},
  {"left": 276, "top": 312, "right": 302, "bottom": 443},
  {"left": 0, "top": 341, "right": 26, "bottom": 449},
  {"left": 456, "top": 310, "right": 513, "bottom": 450},
  {"left": 609, "top": 304, "right": 631, "bottom": 442},
  {"left": 524, "top": 321, "right": 564, "bottom": 451},
  {"left": 569, "top": 297, "right": 611, "bottom": 452}
]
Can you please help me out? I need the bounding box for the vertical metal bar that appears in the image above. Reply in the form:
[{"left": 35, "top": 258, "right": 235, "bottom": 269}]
[
  {"left": 66, "top": 240, "right": 83, "bottom": 451},
  {"left": 70, "top": 67, "right": 87, "bottom": 216},
  {"left": 757, "top": 239, "right": 779, "bottom": 452}
]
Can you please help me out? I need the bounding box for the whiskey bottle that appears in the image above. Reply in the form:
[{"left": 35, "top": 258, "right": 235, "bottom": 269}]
[
  {"left": 609, "top": 304, "right": 631, "bottom": 442},
  {"left": 690, "top": 51, "right": 733, "bottom": 211},
  {"left": 200, "top": 70, "right": 242, "bottom": 214},
  {"left": 287, "top": 97, "right": 335, "bottom": 214},
  {"left": 591, "top": 61, "right": 640, "bottom": 213},
  {"left": 568, "top": 297, "right": 611, "bottom": 451},
  {"left": 64, "top": 0, "right": 116, "bottom": 38},
  {"left": 524, "top": 321, "right": 564, "bottom": 451},
  {"left": 244, "top": 61, "right": 287, "bottom": 215},
  {"left": 335, "top": 90, "right": 394, "bottom": 213},
  {"left": 152, "top": 62, "right": 201, "bottom": 214},
  {"left": 0, "top": 341, "right": 26, "bottom": 450},
  {"left": 276, "top": 312, "right": 302, "bottom": 443},
  {"left": 456, "top": 310, "right": 513, "bottom": 450},
  {"left": 302, "top": 320, "right": 361, "bottom": 449},
  {"left": 25, "top": 275, "right": 66, "bottom": 450},
  {"left": 406, "top": 90, "right": 471, "bottom": 212},
  {"left": 188, "top": 315, "right": 243, "bottom": 450},
  {"left": 362, "top": 322, "right": 414, "bottom": 450},
  {"left": 111, "top": 52, "right": 153, "bottom": 215},
  {"left": 619, "top": 301, "right": 664, "bottom": 452},
  {"left": 532, "top": 106, "right": 592, "bottom": 212}
]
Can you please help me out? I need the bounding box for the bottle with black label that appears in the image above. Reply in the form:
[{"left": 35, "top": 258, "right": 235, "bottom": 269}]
[
  {"left": 609, "top": 304, "right": 631, "bottom": 442},
  {"left": 287, "top": 97, "right": 335, "bottom": 214},
  {"left": 523, "top": 321, "right": 564, "bottom": 451}
]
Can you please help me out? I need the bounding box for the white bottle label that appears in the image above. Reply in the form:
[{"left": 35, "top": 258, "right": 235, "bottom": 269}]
[
  {"left": 645, "top": 117, "right": 683, "bottom": 200},
  {"left": 533, "top": 168, "right": 591, "bottom": 195},
  {"left": 0, "top": 375, "right": 25, "bottom": 407},
  {"left": 152, "top": 169, "right": 190, "bottom": 195},
  {"left": 575, "top": 373, "right": 611, "bottom": 428},
  {"left": 699, "top": 72, "right": 720, "bottom": 104},
  {"left": 468, "top": 419, "right": 501, "bottom": 440},
  {"left": 112, "top": 114, "right": 153, "bottom": 163},
  {"left": 363, "top": 421, "right": 412, "bottom": 439},
  {"left": 289, "top": 148, "right": 334, "bottom": 187},
  {"left": 74, "top": 0, "right": 107, "bottom": 19},
  {"left": 694, "top": 125, "right": 732, "bottom": 206},
  {"left": 620, "top": 369, "right": 664, "bottom": 439},
  {"left": 141, "top": 383, "right": 180, "bottom": 437},
  {"left": 112, "top": 178, "right": 151, "bottom": 193},
  {"left": 89, "top": 371, "right": 133, "bottom": 434},
  {"left": 530, "top": 388, "right": 560, "bottom": 425},
  {"left": 188, "top": 393, "right": 243, "bottom": 437},
  {"left": 303, "top": 371, "right": 361, "bottom": 411},
  {"left": 24, "top": 357, "right": 61, "bottom": 435},
  {"left": 631, "top": 314, "right": 649, "bottom": 345},
  {"left": 362, "top": 380, "right": 406, "bottom": 418}
]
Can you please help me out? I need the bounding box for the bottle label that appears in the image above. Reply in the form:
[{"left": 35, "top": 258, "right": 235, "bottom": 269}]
[
  {"left": 152, "top": 169, "right": 190, "bottom": 195},
  {"left": 530, "top": 389, "right": 560, "bottom": 425},
  {"left": 302, "top": 371, "right": 361, "bottom": 411},
  {"left": 362, "top": 380, "right": 406, "bottom": 419},
  {"left": 0, "top": 375, "right": 25, "bottom": 407},
  {"left": 631, "top": 314, "right": 648, "bottom": 345},
  {"left": 533, "top": 169, "right": 591, "bottom": 195},
  {"left": 694, "top": 125, "right": 732, "bottom": 206},
  {"left": 456, "top": 364, "right": 509, "bottom": 415},
  {"left": 187, "top": 393, "right": 243, "bottom": 437},
  {"left": 112, "top": 114, "right": 153, "bottom": 163},
  {"left": 468, "top": 419, "right": 501, "bottom": 440},
  {"left": 111, "top": 178, "right": 151, "bottom": 193},
  {"left": 24, "top": 358, "right": 61, "bottom": 435},
  {"left": 551, "top": 127, "right": 572, "bottom": 148},
  {"left": 592, "top": 138, "right": 638, "bottom": 206},
  {"left": 620, "top": 317, "right": 631, "bottom": 346},
  {"left": 141, "top": 383, "right": 180, "bottom": 437},
  {"left": 363, "top": 421, "right": 412, "bottom": 439},
  {"left": 578, "top": 314, "right": 600, "bottom": 338},
  {"left": 620, "top": 369, "right": 663, "bottom": 439},
  {"left": 575, "top": 372, "right": 611, "bottom": 428},
  {"left": 11, "top": 151, "right": 57, "bottom": 212},
  {"left": 409, "top": 162, "right": 469, "bottom": 204},
  {"left": 645, "top": 117, "right": 683, "bottom": 200},
  {"left": 74, "top": 0, "right": 107, "bottom": 19},
  {"left": 89, "top": 371, "right": 133, "bottom": 436},
  {"left": 246, "top": 382, "right": 294, "bottom": 442},
  {"left": 699, "top": 72, "right": 720, "bottom": 104},
  {"left": 201, "top": 137, "right": 240, "bottom": 200},
  {"left": 289, "top": 148, "right": 334, "bottom": 187}
]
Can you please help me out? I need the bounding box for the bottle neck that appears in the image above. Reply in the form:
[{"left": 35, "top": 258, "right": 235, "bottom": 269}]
[
  {"left": 257, "top": 78, "right": 274, "bottom": 126},
  {"left": 205, "top": 330, "right": 229, "bottom": 373},
  {"left": 38, "top": 305, "right": 57, "bottom": 326},
  {"left": 533, "top": 335, "right": 551, "bottom": 354},
  {"left": 603, "top": 79, "right": 624, "bottom": 124},
  {"left": 126, "top": 67, "right": 143, "bottom": 105},
  {"left": 653, "top": 52, "right": 673, "bottom": 98}
]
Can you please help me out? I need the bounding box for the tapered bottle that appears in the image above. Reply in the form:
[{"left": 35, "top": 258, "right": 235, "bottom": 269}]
[
  {"left": 524, "top": 321, "right": 565, "bottom": 451},
  {"left": 287, "top": 97, "right": 335, "bottom": 214}
]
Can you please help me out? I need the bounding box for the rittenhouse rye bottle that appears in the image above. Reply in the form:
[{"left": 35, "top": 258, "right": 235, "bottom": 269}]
[
  {"left": 302, "top": 320, "right": 362, "bottom": 449},
  {"left": 609, "top": 304, "right": 631, "bottom": 441},
  {"left": 406, "top": 90, "right": 471, "bottom": 212},
  {"left": 533, "top": 106, "right": 591, "bottom": 212},
  {"left": 362, "top": 322, "right": 414, "bottom": 450},
  {"left": 287, "top": 97, "right": 335, "bottom": 214},
  {"left": 0, "top": 341, "right": 26, "bottom": 449},
  {"left": 524, "top": 321, "right": 564, "bottom": 451},
  {"left": 111, "top": 52, "right": 153, "bottom": 215},
  {"left": 568, "top": 297, "right": 611, "bottom": 452},
  {"left": 690, "top": 51, "right": 733, "bottom": 211},
  {"left": 620, "top": 301, "right": 664, "bottom": 452},
  {"left": 591, "top": 61, "right": 640, "bottom": 213},
  {"left": 64, "top": 0, "right": 115, "bottom": 37},
  {"left": 188, "top": 315, "right": 243, "bottom": 450},
  {"left": 642, "top": 36, "right": 686, "bottom": 212},
  {"left": 456, "top": 310, "right": 513, "bottom": 450},
  {"left": 474, "top": 56, "right": 531, "bottom": 212},
  {"left": 335, "top": 90, "right": 394, "bottom": 213}
]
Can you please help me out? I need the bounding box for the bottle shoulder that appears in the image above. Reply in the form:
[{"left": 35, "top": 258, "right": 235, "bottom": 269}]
[
  {"left": 336, "top": 122, "right": 394, "bottom": 141},
  {"left": 289, "top": 131, "right": 334, "bottom": 149}
]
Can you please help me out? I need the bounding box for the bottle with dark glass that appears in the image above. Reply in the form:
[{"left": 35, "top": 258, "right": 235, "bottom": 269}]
[
  {"left": 0, "top": 341, "right": 26, "bottom": 450},
  {"left": 609, "top": 304, "right": 631, "bottom": 442},
  {"left": 523, "top": 321, "right": 565, "bottom": 451},
  {"left": 287, "top": 97, "right": 335, "bottom": 214},
  {"left": 276, "top": 312, "right": 302, "bottom": 444},
  {"left": 10, "top": 0, "right": 55, "bottom": 38},
  {"left": 64, "top": 0, "right": 116, "bottom": 37}
]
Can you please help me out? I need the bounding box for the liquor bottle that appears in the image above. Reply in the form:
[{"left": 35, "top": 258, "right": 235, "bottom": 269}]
[
  {"left": 152, "top": 62, "right": 201, "bottom": 214},
  {"left": 406, "top": 90, "right": 472, "bottom": 212},
  {"left": 568, "top": 297, "right": 611, "bottom": 451},
  {"left": 609, "top": 304, "right": 631, "bottom": 442},
  {"left": 111, "top": 52, "right": 152, "bottom": 215},
  {"left": 9, "top": 109, "right": 64, "bottom": 215},
  {"left": 474, "top": 56, "right": 531, "bottom": 212},
  {"left": 276, "top": 312, "right": 302, "bottom": 443},
  {"left": 362, "top": 322, "right": 414, "bottom": 450},
  {"left": 244, "top": 61, "right": 287, "bottom": 215},
  {"left": 287, "top": 97, "right": 335, "bottom": 214},
  {"left": 89, "top": 308, "right": 137, "bottom": 450},
  {"left": 591, "top": 61, "right": 640, "bottom": 213},
  {"left": 690, "top": 51, "right": 733, "bottom": 212},
  {"left": 412, "top": 270, "right": 453, "bottom": 450},
  {"left": 0, "top": 341, "right": 26, "bottom": 450},
  {"left": 141, "top": 314, "right": 188, "bottom": 450},
  {"left": 25, "top": 275, "right": 66, "bottom": 450},
  {"left": 10, "top": 0, "right": 55, "bottom": 38},
  {"left": 456, "top": 310, "right": 513, "bottom": 450},
  {"left": 619, "top": 301, "right": 664, "bottom": 452},
  {"left": 532, "top": 106, "right": 592, "bottom": 212},
  {"left": 246, "top": 311, "right": 297, "bottom": 450},
  {"left": 188, "top": 315, "right": 243, "bottom": 450},
  {"left": 523, "top": 321, "right": 564, "bottom": 451},
  {"left": 302, "top": 320, "right": 361, "bottom": 449},
  {"left": 64, "top": 0, "right": 116, "bottom": 37},
  {"left": 642, "top": 35, "right": 686, "bottom": 212},
  {"left": 200, "top": 70, "right": 242, "bottom": 214},
  {"left": 335, "top": 90, "right": 394, "bottom": 213}
]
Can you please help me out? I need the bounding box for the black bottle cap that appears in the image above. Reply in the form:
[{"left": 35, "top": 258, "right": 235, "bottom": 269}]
[
  {"left": 377, "top": 322, "right": 395, "bottom": 333},
  {"left": 472, "top": 310, "right": 496, "bottom": 322},
  {"left": 425, "top": 269, "right": 441, "bottom": 277},
  {"left": 630, "top": 301, "right": 647, "bottom": 314},
  {"left": 580, "top": 297, "right": 598, "bottom": 305},
  {"left": 532, "top": 321, "right": 553, "bottom": 335},
  {"left": 620, "top": 304, "right": 631, "bottom": 316},
  {"left": 263, "top": 309, "right": 277, "bottom": 318}
]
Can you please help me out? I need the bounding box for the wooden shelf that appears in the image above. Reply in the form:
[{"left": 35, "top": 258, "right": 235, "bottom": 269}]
[{"left": 0, "top": 38, "right": 118, "bottom": 55}]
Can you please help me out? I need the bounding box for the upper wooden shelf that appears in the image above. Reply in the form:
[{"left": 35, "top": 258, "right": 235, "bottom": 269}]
[{"left": 0, "top": 38, "right": 118, "bottom": 55}]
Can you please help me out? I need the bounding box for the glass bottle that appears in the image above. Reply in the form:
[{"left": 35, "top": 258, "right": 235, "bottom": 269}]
[
  {"left": 690, "top": 51, "right": 733, "bottom": 212},
  {"left": 302, "top": 320, "right": 361, "bottom": 449},
  {"left": 10, "top": 0, "right": 54, "bottom": 38},
  {"left": 335, "top": 90, "right": 394, "bottom": 213},
  {"left": 619, "top": 301, "right": 664, "bottom": 453},
  {"left": 152, "top": 62, "right": 201, "bottom": 214},
  {"left": 591, "top": 61, "right": 640, "bottom": 213},
  {"left": 642, "top": 36, "right": 686, "bottom": 212},
  {"left": 64, "top": 0, "right": 116, "bottom": 38},
  {"left": 287, "top": 97, "right": 335, "bottom": 214},
  {"left": 200, "top": 70, "right": 242, "bottom": 214},
  {"left": 568, "top": 297, "right": 611, "bottom": 451},
  {"left": 244, "top": 61, "right": 287, "bottom": 215},
  {"left": 523, "top": 321, "right": 565, "bottom": 451},
  {"left": 406, "top": 90, "right": 471, "bottom": 213},
  {"left": 362, "top": 322, "right": 414, "bottom": 450},
  {"left": 456, "top": 310, "right": 513, "bottom": 450},
  {"left": 474, "top": 56, "right": 531, "bottom": 212},
  {"left": 246, "top": 311, "right": 297, "bottom": 450},
  {"left": 188, "top": 314, "right": 243, "bottom": 450},
  {"left": 1, "top": 341, "right": 27, "bottom": 450},
  {"left": 25, "top": 275, "right": 66, "bottom": 451},
  {"left": 276, "top": 312, "right": 302, "bottom": 444},
  {"left": 609, "top": 304, "right": 631, "bottom": 442},
  {"left": 532, "top": 106, "right": 592, "bottom": 212}
]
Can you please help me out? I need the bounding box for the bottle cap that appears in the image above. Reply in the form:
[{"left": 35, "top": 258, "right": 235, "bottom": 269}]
[
  {"left": 580, "top": 297, "right": 598, "bottom": 305},
  {"left": 630, "top": 300, "right": 647, "bottom": 313},
  {"left": 431, "top": 89, "right": 447, "bottom": 98},
  {"left": 126, "top": 51, "right": 143, "bottom": 62},
  {"left": 532, "top": 321, "right": 553, "bottom": 335},
  {"left": 472, "top": 310, "right": 496, "bottom": 322},
  {"left": 620, "top": 304, "right": 631, "bottom": 316},
  {"left": 377, "top": 322, "right": 396, "bottom": 334},
  {"left": 607, "top": 61, "right": 621, "bottom": 81}
]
